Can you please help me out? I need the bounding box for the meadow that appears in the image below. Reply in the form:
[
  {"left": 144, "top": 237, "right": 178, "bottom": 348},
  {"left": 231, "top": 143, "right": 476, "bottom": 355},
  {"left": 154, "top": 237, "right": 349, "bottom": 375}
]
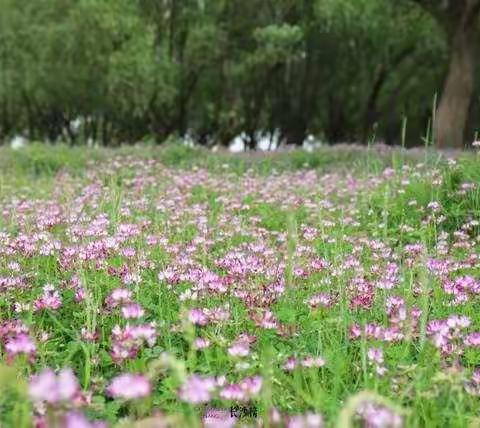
[{"left": 0, "top": 143, "right": 479, "bottom": 427}]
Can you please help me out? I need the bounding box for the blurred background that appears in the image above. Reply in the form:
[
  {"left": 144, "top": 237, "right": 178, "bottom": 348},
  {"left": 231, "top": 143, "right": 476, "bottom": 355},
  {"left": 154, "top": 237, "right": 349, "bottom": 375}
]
[{"left": 0, "top": 0, "right": 478, "bottom": 150}]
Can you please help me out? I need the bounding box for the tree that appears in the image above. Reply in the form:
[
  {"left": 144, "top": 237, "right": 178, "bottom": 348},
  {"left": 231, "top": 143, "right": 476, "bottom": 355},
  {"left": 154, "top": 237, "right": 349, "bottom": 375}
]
[
  {"left": 0, "top": 0, "right": 472, "bottom": 148},
  {"left": 411, "top": 0, "right": 480, "bottom": 148}
]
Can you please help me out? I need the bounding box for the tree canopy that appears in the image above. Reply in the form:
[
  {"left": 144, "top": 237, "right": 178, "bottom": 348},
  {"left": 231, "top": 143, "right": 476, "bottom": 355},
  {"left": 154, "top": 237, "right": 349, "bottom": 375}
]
[{"left": 0, "top": 0, "right": 477, "bottom": 148}]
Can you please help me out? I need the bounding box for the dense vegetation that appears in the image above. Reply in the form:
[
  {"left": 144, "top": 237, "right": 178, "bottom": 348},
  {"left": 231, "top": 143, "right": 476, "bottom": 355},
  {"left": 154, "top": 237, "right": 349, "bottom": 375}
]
[
  {"left": 1, "top": 1, "right": 480, "bottom": 425},
  {"left": 1, "top": 0, "right": 479, "bottom": 148},
  {"left": 0, "top": 144, "right": 480, "bottom": 427}
]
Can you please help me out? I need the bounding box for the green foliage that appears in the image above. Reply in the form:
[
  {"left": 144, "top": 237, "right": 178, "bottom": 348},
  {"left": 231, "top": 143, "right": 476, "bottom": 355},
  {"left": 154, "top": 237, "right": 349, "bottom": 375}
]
[
  {"left": 0, "top": 143, "right": 97, "bottom": 176},
  {"left": 252, "top": 24, "right": 304, "bottom": 64},
  {"left": 0, "top": 0, "right": 463, "bottom": 147},
  {"left": 0, "top": 142, "right": 452, "bottom": 181},
  {"left": 0, "top": 146, "right": 479, "bottom": 426},
  {"left": 158, "top": 141, "right": 206, "bottom": 167}
]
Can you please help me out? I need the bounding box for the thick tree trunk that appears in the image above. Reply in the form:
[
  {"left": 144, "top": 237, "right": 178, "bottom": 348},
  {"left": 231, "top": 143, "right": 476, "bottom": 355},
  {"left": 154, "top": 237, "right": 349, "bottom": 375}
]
[{"left": 434, "top": 24, "right": 476, "bottom": 148}]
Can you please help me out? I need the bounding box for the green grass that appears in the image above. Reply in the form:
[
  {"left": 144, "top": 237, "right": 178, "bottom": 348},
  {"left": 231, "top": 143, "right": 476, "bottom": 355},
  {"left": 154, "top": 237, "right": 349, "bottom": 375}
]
[
  {"left": 0, "top": 144, "right": 479, "bottom": 427},
  {"left": 0, "top": 140, "right": 455, "bottom": 179}
]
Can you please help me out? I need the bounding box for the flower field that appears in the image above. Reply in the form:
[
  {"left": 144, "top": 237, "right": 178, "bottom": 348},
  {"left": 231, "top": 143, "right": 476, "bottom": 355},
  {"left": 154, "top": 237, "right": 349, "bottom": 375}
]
[{"left": 0, "top": 145, "right": 479, "bottom": 427}]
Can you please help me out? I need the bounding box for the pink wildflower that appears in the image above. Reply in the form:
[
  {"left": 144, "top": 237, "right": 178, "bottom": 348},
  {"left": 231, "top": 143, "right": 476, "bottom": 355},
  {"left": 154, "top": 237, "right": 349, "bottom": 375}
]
[
  {"left": 107, "top": 373, "right": 151, "bottom": 400},
  {"left": 29, "top": 368, "right": 79, "bottom": 404},
  {"left": 178, "top": 375, "right": 216, "bottom": 404},
  {"left": 4, "top": 333, "right": 36, "bottom": 362},
  {"left": 121, "top": 303, "right": 145, "bottom": 319}
]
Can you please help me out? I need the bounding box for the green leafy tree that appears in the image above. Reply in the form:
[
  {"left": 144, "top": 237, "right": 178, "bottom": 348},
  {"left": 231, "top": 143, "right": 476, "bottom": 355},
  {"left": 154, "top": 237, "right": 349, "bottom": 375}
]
[{"left": 409, "top": 0, "right": 480, "bottom": 148}]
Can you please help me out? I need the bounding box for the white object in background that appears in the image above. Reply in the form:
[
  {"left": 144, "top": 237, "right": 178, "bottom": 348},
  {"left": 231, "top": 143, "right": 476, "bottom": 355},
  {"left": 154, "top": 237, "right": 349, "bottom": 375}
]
[
  {"left": 229, "top": 134, "right": 246, "bottom": 152},
  {"left": 10, "top": 135, "right": 28, "bottom": 150},
  {"left": 302, "top": 135, "right": 322, "bottom": 153}
]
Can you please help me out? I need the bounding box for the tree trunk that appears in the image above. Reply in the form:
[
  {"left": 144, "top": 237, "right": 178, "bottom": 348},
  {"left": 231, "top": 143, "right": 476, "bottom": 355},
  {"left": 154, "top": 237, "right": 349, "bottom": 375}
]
[
  {"left": 434, "top": 25, "right": 475, "bottom": 148},
  {"left": 282, "top": 122, "right": 306, "bottom": 146}
]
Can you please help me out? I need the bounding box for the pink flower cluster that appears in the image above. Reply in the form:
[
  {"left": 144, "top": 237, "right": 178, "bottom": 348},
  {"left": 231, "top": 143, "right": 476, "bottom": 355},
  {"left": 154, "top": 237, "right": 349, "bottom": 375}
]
[
  {"left": 178, "top": 374, "right": 262, "bottom": 403},
  {"left": 357, "top": 401, "right": 402, "bottom": 428},
  {"left": 283, "top": 356, "right": 326, "bottom": 371},
  {"left": 110, "top": 323, "right": 157, "bottom": 364},
  {"left": 107, "top": 373, "right": 151, "bottom": 400},
  {"left": 0, "top": 320, "right": 36, "bottom": 363}
]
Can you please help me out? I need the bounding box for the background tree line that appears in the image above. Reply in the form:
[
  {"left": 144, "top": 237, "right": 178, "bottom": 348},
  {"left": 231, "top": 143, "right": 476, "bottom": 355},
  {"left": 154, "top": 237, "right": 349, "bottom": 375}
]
[{"left": 0, "top": 0, "right": 478, "bottom": 149}]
